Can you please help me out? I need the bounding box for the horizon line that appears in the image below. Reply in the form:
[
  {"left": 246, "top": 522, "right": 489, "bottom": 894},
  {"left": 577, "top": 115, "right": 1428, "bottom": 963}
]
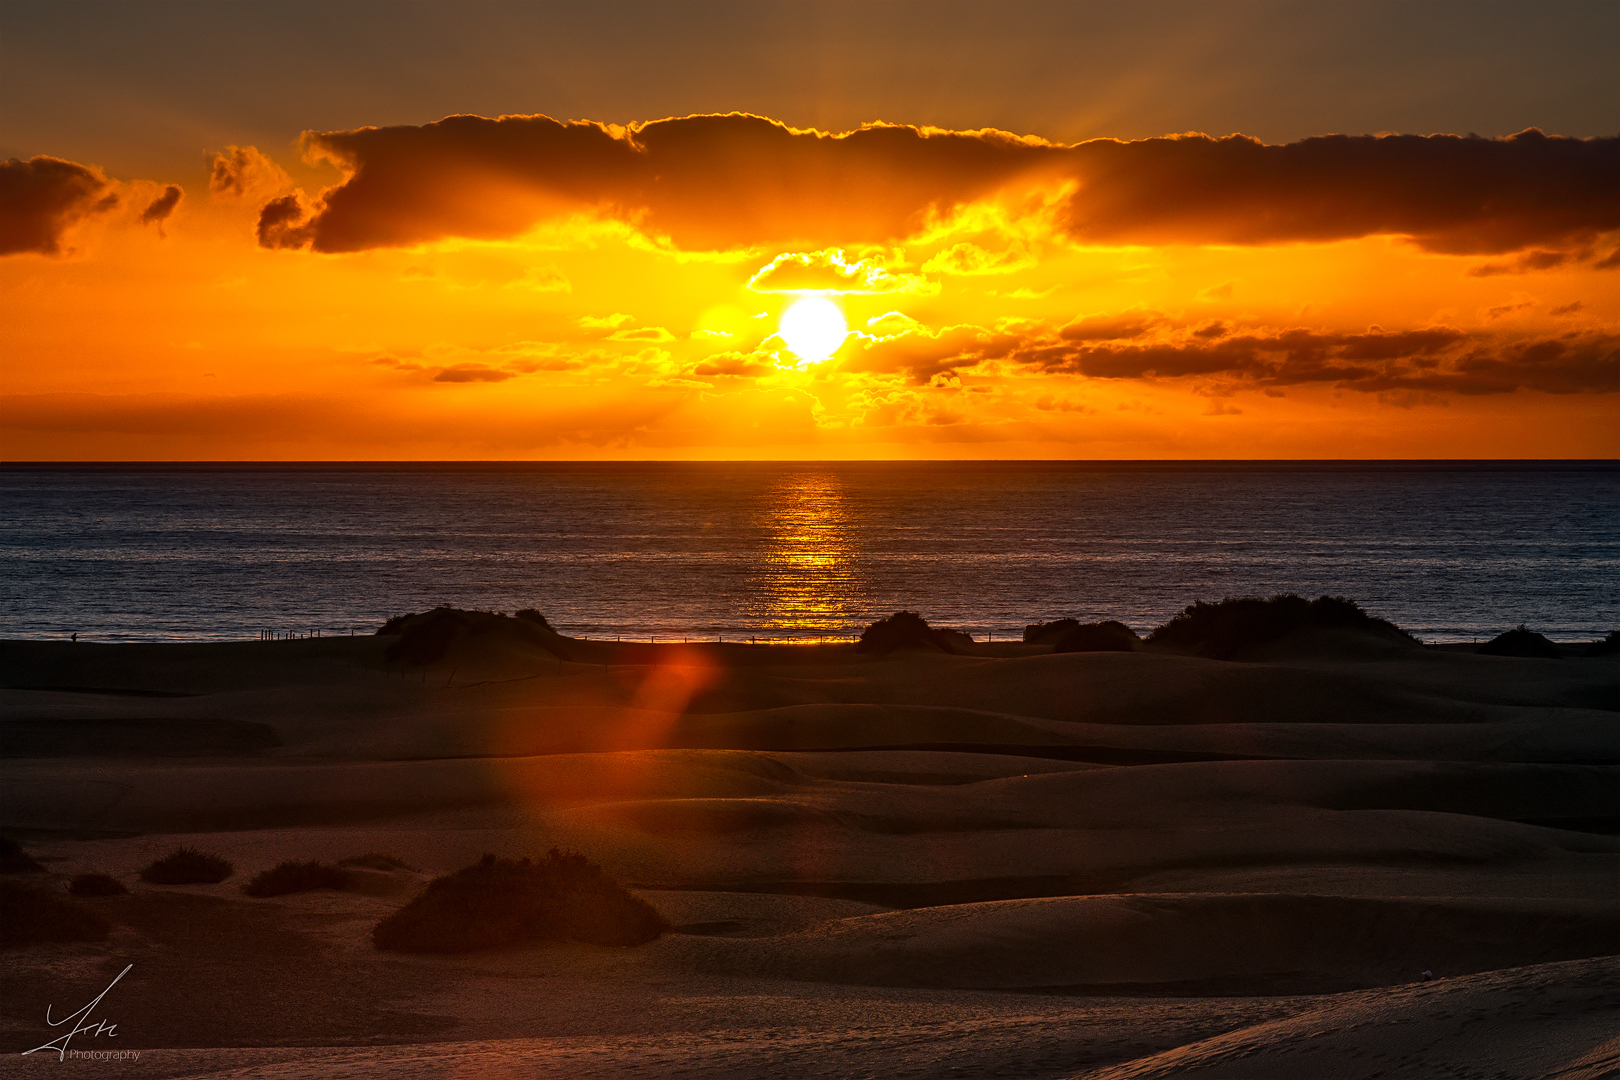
[{"left": 3, "top": 458, "right": 1617, "bottom": 468}]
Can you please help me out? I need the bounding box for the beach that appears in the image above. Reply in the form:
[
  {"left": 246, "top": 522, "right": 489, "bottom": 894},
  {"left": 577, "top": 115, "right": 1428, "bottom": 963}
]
[{"left": 1, "top": 613, "right": 1615, "bottom": 1078}]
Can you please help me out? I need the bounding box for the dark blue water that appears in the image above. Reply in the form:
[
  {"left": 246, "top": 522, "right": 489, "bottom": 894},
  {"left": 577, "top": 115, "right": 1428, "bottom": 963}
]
[{"left": 0, "top": 462, "right": 1614, "bottom": 643}]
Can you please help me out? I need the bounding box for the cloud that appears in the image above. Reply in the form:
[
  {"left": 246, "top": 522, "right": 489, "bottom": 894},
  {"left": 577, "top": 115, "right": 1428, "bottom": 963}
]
[
  {"left": 1057, "top": 129, "right": 1619, "bottom": 255},
  {"left": 504, "top": 264, "right": 570, "bottom": 292},
  {"left": 1551, "top": 301, "right": 1585, "bottom": 316},
  {"left": 1058, "top": 309, "right": 1166, "bottom": 341},
  {"left": 690, "top": 353, "right": 774, "bottom": 378},
  {"left": 0, "top": 156, "right": 119, "bottom": 255},
  {"left": 608, "top": 326, "right": 676, "bottom": 342},
  {"left": 1467, "top": 250, "right": 1578, "bottom": 276},
  {"left": 0, "top": 391, "right": 367, "bottom": 440},
  {"left": 257, "top": 192, "right": 312, "bottom": 248},
  {"left": 578, "top": 312, "right": 632, "bottom": 329},
  {"left": 842, "top": 322, "right": 1025, "bottom": 383},
  {"left": 0, "top": 389, "right": 690, "bottom": 455},
  {"left": 1010, "top": 324, "right": 1618, "bottom": 395},
  {"left": 840, "top": 308, "right": 1616, "bottom": 396},
  {"left": 867, "top": 311, "right": 925, "bottom": 336},
  {"left": 920, "top": 242, "right": 1034, "bottom": 275},
  {"left": 433, "top": 364, "right": 517, "bottom": 383},
  {"left": 209, "top": 146, "right": 290, "bottom": 198},
  {"left": 139, "top": 185, "right": 183, "bottom": 232},
  {"left": 253, "top": 114, "right": 1619, "bottom": 256},
  {"left": 747, "top": 249, "right": 933, "bottom": 293}
]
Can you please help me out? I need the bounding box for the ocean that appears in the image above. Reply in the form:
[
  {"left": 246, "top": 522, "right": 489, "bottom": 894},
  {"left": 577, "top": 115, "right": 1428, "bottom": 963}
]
[{"left": 1, "top": 462, "right": 1615, "bottom": 644}]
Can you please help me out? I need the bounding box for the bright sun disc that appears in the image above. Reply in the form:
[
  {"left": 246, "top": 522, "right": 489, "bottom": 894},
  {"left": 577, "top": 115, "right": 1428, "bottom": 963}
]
[{"left": 779, "top": 297, "right": 848, "bottom": 362}]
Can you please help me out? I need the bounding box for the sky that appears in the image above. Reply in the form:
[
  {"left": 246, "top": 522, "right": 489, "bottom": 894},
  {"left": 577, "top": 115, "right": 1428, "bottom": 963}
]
[{"left": 2, "top": 0, "right": 1616, "bottom": 460}]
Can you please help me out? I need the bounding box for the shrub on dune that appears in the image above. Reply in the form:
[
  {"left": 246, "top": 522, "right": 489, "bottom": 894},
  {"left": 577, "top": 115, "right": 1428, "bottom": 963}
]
[
  {"left": 1, "top": 880, "right": 111, "bottom": 946},
  {"left": 1052, "top": 620, "right": 1140, "bottom": 653},
  {"left": 382, "top": 607, "right": 470, "bottom": 664},
  {"left": 1590, "top": 631, "right": 1619, "bottom": 657},
  {"left": 514, "top": 609, "right": 554, "bottom": 631},
  {"left": 242, "top": 860, "right": 350, "bottom": 897},
  {"left": 378, "top": 606, "right": 571, "bottom": 664},
  {"left": 68, "top": 873, "right": 129, "bottom": 897},
  {"left": 1023, "top": 618, "right": 1080, "bottom": 644},
  {"left": 1478, "top": 625, "right": 1563, "bottom": 659},
  {"left": 372, "top": 849, "right": 668, "bottom": 953},
  {"left": 1147, "top": 594, "right": 1418, "bottom": 659},
  {"left": 139, "top": 846, "right": 234, "bottom": 885},
  {"left": 857, "top": 611, "right": 971, "bottom": 655}
]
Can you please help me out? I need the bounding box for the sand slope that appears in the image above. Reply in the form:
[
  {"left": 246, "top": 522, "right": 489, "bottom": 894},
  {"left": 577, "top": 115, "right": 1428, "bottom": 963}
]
[
  {"left": 1, "top": 632, "right": 1615, "bottom": 1075},
  {"left": 1074, "top": 955, "right": 1620, "bottom": 1080}
]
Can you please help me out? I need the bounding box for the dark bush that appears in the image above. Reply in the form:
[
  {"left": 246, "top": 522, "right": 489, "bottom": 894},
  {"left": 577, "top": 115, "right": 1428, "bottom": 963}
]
[
  {"left": 857, "top": 611, "right": 971, "bottom": 655},
  {"left": 1, "top": 880, "right": 111, "bottom": 946},
  {"left": 514, "top": 609, "right": 554, "bottom": 631},
  {"left": 373, "top": 849, "right": 668, "bottom": 953},
  {"left": 0, "top": 836, "right": 44, "bottom": 874},
  {"left": 377, "top": 612, "right": 418, "bottom": 635},
  {"left": 1053, "top": 620, "right": 1140, "bottom": 653},
  {"left": 68, "top": 873, "right": 128, "bottom": 897},
  {"left": 139, "top": 846, "right": 234, "bottom": 885},
  {"left": 384, "top": 607, "right": 470, "bottom": 665},
  {"left": 1147, "top": 594, "right": 1418, "bottom": 659},
  {"left": 1478, "top": 625, "right": 1563, "bottom": 659},
  {"left": 379, "top": 606, "right": 571, "bottom": 663},
  {"left": 243, "top": 860, "right": 350, "bottom": 898},
  {"left": 339, "top": 853, "right": 417, "bottom": 872},
  {"left": 1024, "top": 618, "right": 1080, "bottom": 644},
  {"left": 1590, "top": 631, "right": 1619, "bottom": 657}
]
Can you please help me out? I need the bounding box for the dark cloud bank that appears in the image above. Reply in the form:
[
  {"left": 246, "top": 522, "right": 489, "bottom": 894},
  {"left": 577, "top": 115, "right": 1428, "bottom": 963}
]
[
  {"left": 0, "top": 156, "right": 120, "bottom": 255},
  {"left": 2, "top": 157, "right": 187, "bottom": 254},
  {"left": 257, "top": 113, "right": 1619, "bottom": 255},
  {"left": 854, "top": 320, "right": 1618, "bottom": 397}
]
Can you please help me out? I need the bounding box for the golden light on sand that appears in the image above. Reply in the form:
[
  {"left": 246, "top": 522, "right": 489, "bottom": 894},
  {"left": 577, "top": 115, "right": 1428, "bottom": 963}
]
[{"left": 778, "top": 297, "right": 848, "bottom": 363}]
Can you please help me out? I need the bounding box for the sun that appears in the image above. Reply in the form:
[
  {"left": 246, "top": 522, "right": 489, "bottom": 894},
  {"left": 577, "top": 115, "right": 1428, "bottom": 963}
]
[{"left": 778, "top": 297, "right": 848, "bottom": 363}]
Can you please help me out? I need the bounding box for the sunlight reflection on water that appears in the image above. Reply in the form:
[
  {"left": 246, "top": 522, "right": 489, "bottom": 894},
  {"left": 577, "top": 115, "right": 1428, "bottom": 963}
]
[{"left": 746, "top": 471, "right": 866, "bottom": 636}]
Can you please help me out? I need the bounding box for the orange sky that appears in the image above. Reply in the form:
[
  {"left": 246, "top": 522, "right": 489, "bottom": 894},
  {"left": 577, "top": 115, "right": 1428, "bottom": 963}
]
[{"left": 2, "top": 6, "right": 1616, "bottom": 460}]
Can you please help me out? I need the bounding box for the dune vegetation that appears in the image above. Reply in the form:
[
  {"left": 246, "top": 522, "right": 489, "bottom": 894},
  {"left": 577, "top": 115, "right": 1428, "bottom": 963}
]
[
  {"left": 242, "top": 860, "right": 350, "bottom": 898},
  {"left": 856, "top": 611, "right": 974, "bottom": 654},
  {"left": 373, "top": 850, "right": 669, "bottom": 953},
  {"left": 139, "top": 846, "right": 234, "bottom": 885},
  {"left": 1479, "top": 625, "right": 1565, "bottom": 658},
  {"left": 1146, "top": 593, "right": 1421, "bottom": 658}
]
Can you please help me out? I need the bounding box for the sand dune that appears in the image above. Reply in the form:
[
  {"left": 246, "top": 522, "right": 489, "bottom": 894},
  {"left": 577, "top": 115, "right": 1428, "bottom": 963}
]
[
  {"left": 1074, "top": 955, "right": 1620, "bottom": 1080},
  {"left": 0, "top": 632, "right": 1614, "bottom": 1075},
  {"left": 669, "top": 892, "right": 1619, "bottom": 992}
]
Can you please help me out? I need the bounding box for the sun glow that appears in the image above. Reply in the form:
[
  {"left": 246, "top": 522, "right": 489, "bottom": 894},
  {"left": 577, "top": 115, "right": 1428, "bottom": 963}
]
[{"left": 778, "top": 297, "right": 848, "bottom": 362}]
